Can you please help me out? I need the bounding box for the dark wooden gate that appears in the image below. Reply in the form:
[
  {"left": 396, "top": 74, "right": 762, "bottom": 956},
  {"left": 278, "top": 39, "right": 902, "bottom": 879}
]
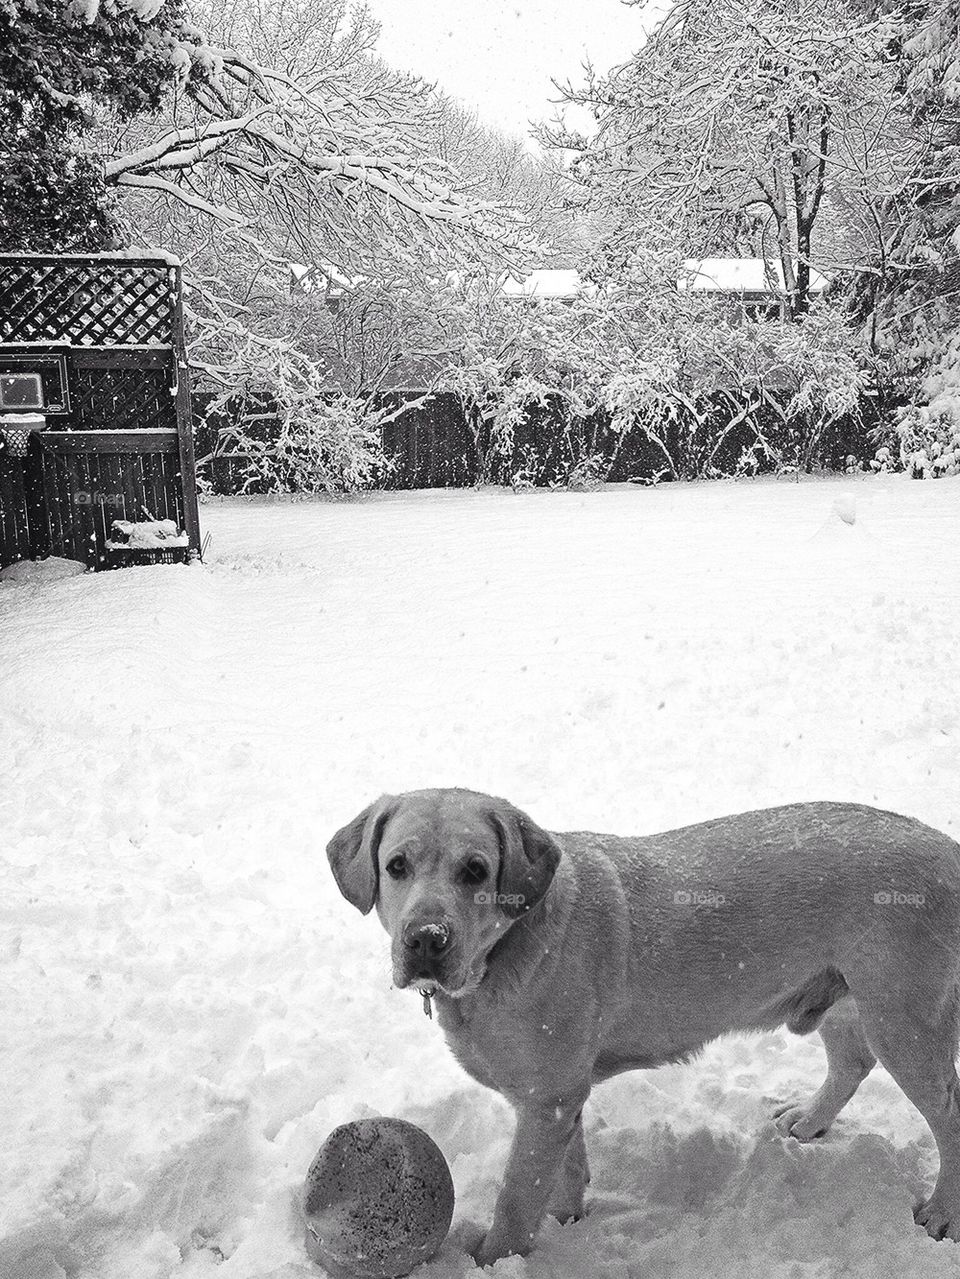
[{"left": 0, "top": 254, "right": 201, "bottom": 571}]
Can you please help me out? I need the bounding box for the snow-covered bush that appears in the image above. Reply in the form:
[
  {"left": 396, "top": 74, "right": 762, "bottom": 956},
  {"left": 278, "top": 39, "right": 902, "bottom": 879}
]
[
  {"left": 187, "top": 268, "right": 404, "bottom": 495},
  {"left": 191, "top": 255, "right": 872, "bottom": 495},
  {"left": 210, "top": 390, "right": 392, "bottom": 495},
  {"left": 432, "top": 265, "right": 871, "bottom": 485},
  {"left": 872, "top": 394, "right": 960, "bottom": 478},
  {"left": 270, "top": 394, "right": 392, "bottom": 494},
  {"left": 869, "top": 312, "right": 960, "bottom": 478},
  {"left": 566, "top": 453, "right": 607, "bottom": 490}
]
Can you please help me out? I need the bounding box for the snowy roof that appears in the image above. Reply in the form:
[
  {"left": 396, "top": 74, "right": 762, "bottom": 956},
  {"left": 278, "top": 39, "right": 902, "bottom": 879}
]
[
  {"left": 289, "top": 261, "right": 366, "bottom": 295},
  {"left": 678, "top": 258, "right": 829, "bottom": 295},
  {"left": 500, "top": 269, "right": 581, "bottom": 299}
]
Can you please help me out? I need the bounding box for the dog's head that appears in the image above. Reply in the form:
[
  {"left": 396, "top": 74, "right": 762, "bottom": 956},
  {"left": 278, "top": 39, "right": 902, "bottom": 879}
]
[{"left": 326, "top": 788, "right": 562, "bottom": 998}]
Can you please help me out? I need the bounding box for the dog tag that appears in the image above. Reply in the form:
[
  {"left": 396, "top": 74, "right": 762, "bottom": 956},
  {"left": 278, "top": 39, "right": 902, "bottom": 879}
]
[{"left": 422, "top": 990, "right": 433, "bottom": 1019}]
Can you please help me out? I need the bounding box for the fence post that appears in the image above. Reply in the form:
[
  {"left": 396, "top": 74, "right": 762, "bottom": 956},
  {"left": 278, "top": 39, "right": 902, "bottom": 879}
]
[
  {"left": 21, "top": 440, "right": 50, "bottom": 560},
  {"left": 171, "top": 264, "right": 202, "bottom": 553}
]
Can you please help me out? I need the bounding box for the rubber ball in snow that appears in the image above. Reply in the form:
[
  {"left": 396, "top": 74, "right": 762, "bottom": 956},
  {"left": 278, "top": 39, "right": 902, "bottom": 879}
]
[
  {"left": 302, "top": 1117, "right": 455, "bottom": 1278},
  {"left": 831, "top": 492, "right": 856, "bottom": 525}
]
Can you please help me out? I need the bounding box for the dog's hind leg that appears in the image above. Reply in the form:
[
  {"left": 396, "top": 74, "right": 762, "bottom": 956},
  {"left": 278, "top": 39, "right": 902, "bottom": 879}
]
[
  {"left": 774, "top": 996, "right": 877, "bottom": 1140},
  {"left": 855, "top": 985, "right": 960, "bottom": 1241}
]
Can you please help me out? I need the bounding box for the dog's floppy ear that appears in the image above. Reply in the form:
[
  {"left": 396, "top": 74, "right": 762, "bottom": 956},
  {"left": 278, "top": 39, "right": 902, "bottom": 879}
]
[
  {"left": 489, "top": 799, "right": 562, "bottom": 919},
  {"left": 326, "top": 795, "right": 398, "bottom": 914}
]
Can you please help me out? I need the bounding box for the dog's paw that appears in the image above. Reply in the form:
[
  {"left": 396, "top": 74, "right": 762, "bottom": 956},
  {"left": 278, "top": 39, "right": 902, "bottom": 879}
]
[
  {"left": 547, "top": 1189, "right": 586, "bottom": 1224},
  {"left": 448, "top": 1217, "right": 488, "bottom": 1262},
  {"left": 468, "top": 1229, "right": 528, "bottom": 1269},
  {"left": 470, "top": 1236, "right": 504, "bottom": 1270},
  {"left": 772, "top": 1100, "right": 830, "bottom": 1142},
  {"left": 915, "top": 1194, "right": 960, "bottom": 1242},
  {"left": 548, "top": 1203, "right": 584, "bottom": 1225}
]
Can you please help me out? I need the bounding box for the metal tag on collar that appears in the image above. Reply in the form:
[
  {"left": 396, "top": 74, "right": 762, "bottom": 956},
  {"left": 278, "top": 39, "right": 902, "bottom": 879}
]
[{"left": 422, "top": 988, "right": 434, "bottom": 1019}]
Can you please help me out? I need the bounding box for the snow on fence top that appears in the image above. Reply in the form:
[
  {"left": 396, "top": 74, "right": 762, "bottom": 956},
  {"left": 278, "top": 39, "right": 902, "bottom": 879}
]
[
  {"left": 678, "top": 258, "right": 829, "bottom": 296},
  {"left": 4, "top": 250, "right": 182, "bottom": 266},
  {"left": 0, "top": 255, "right": 179, "bottom": 347}
]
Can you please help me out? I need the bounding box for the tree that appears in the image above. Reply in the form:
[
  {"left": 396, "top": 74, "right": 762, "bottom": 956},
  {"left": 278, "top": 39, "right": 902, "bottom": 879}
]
[
  {"left": 843, "top": 0, "right": 960, "bottom": 472},
  {"left": 425, "top": 91, "right": 588, "bottom": 264},
  {"left": 0, "top": 144, "right": 121, "bottom": 253},
  {"left": 1, "top": 0, "right": 525, "bottom": 262},
  {"left": 102, "top": 0, "right": 535, "bottom": 394},
  {"left": 0, "top": 0, "right": 187, "bottom": 133},
  {"left": 542, "top": 0, "right": 913, "bottom": 318},
  {"left": 97, "top": 0, "right": 522, "bottom": 268},
  {"left": 0, "top": 0, "right": 188, "bottom": 249},
  {"left": 57, "top": 0, "right": 537, "bottom": 494},
  {"left": 846, "top": 0, "right": 960, "bottom": 356}
]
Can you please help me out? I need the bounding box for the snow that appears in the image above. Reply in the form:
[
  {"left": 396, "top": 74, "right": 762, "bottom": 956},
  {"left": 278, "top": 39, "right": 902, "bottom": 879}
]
[
  {"left": 67, "top": 0, "right": 167, "bottom": 22},
  {"left": 288, "top": 261, "right": 366, "bottom": 296},
  {"left": 2, "top": 472, "right": 959, "bottom": 1279},
  {"left": 678, "top": 259, "right": 830, "bottom": 295},
  {"left": 0, "top": 251, "right": 180, "bottom": 267},
  {"left": 0, "top": 412, "right": 46, "bottom": 427},
  {"left": 0, "top": 556, "right": 86, "bottom": 583},
  {"left": 107, "top": 519, "right": 189, "bottom": 549},
  {"left": 501, "top": 270, "right": 581, "bottom": 300}
]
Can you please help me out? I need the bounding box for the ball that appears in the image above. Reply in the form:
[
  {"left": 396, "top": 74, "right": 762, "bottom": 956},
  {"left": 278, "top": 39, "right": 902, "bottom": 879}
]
[
  {"left": 831, "top": 491, "right": 857, "bottom": 525},
  {"left": 302, "top": 1117, "right": 455, "bottom": 1279}
]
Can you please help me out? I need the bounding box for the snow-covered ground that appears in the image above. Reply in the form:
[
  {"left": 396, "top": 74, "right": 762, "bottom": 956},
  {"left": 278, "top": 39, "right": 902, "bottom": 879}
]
[{"left": 2, "top": 473, "right": 959, "bottom": 1279}]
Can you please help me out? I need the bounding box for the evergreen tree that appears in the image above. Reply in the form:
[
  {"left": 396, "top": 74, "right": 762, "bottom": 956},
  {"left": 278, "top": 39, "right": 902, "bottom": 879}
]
[
  {"left": 849, "top": 1, "right": 960, "bottom": 373},
  {"left": 0, "top": 0, "right": 189, "bottom": 250}
]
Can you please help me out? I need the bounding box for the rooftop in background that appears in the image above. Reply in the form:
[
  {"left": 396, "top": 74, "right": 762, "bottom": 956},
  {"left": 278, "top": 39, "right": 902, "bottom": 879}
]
[
  {"left": 290, "top": 261, "right": 366, "bottom": 297},
  {"left": 678, "top": 259, "right": 830, "bottom": 296},
  {"left": 680, "top": 260, "right": 828, "bottom": 298},
  {"left": 500, "top": 269, "right": 582, "bottom": 300}
]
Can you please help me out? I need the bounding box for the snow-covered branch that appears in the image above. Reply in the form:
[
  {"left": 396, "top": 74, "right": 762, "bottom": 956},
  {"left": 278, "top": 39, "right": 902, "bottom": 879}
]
[{"left": 99, "top": 12, "right": 528, "bottom": 265}]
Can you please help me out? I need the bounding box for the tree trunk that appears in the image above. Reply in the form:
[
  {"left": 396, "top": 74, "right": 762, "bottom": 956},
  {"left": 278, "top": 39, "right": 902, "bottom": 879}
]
[{"left": 792, "top": 235, "right": 812, "bottom": 319}]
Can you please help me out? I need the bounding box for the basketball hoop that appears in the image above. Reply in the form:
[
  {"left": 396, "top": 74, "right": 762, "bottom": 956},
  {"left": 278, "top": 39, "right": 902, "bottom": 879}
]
[{"left": 1, "top": 412, "right": 45, "bottom": 458}]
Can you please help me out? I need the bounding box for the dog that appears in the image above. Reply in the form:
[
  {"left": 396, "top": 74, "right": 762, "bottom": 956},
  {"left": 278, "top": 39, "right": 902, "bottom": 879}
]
[{"left": 327, "top": 789, "right": 960, "bottom": 1266}]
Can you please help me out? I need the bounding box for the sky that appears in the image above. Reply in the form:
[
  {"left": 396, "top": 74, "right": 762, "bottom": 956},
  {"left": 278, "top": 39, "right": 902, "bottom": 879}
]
[{"left": 367, "top": 0, "right": 665, "bottom": 145}]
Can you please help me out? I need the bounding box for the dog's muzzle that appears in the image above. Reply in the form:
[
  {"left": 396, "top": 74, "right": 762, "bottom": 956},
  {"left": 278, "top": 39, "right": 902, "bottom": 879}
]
[{"left": 401, "top": 919, "right": 452, "bottom": 977}]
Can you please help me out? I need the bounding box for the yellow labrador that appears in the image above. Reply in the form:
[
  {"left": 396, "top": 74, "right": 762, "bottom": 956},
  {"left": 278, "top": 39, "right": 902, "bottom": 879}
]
[{"left": 327, "top": 788, "right": 960, "bottom": 1267}]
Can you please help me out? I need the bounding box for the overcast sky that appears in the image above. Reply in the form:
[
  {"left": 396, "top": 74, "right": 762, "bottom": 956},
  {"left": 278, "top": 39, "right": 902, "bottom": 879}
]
[{"left": 367, "top": 0, "right": 664, "bottom": 145}]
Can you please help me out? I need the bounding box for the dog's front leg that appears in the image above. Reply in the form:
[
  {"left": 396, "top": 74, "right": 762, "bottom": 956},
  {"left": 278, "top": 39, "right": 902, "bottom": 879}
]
[
  {"left": 548, "top": 1111, "right": 589, "bottom": 1222},
  {"left": 474, "top": 1091, "right": 589, "bottom": 1267}
]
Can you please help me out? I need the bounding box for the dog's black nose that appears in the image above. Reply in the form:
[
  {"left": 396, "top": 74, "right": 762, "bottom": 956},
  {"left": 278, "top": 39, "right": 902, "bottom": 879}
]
[{"left": 402, "top": 921, "right": 452, "bottom": 958}]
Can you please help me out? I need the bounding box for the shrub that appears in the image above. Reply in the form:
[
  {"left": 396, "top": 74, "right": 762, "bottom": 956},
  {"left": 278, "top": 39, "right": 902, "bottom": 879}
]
[
  {"left": 205, "top": 391, "right": 392, "bottom": 495},
  {"left": 871, "top": 395, "right": 960, "bottom": 478}
]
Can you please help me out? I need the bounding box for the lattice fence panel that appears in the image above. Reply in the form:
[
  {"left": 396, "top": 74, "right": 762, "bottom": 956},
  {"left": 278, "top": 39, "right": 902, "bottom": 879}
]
[
  {"left": 69, "top": 365, "right": 176, "bottom": 432},
  {"left": 0, "top": 259, "right": 174, "bottom": 345}
]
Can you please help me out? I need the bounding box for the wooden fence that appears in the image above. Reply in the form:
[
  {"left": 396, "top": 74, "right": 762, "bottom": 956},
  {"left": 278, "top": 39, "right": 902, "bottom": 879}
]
[
  {"left": 193, "top": 389, "right": 870, "bottom": 494},
  {"left": 0, "top": 255, "right": 201, "bottom": 571}
]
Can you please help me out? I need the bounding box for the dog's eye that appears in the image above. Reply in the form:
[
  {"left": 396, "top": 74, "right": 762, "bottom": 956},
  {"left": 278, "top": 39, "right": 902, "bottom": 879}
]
[
  {"left": 385, "top": 855, "right": 408, "bottom": 879},
  {"left": 462, "top": 858, "right": 488, "bottom": 885}
]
